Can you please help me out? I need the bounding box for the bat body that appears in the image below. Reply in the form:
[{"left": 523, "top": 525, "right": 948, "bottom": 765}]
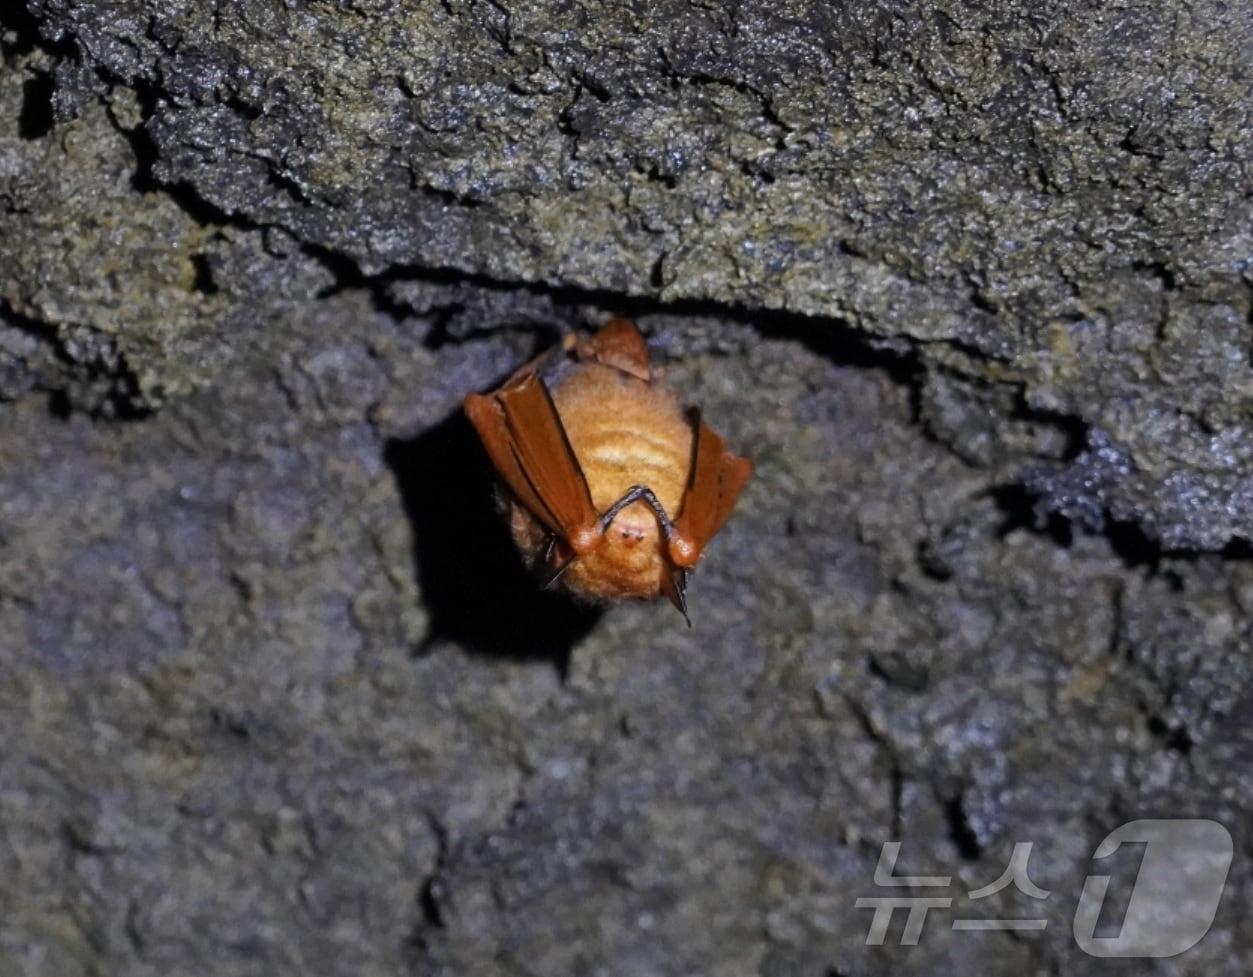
[
  {"left": 511, "top": 361, "right": 692, "bottom": 601},
  {"left": 464, "top": 319, "right": 752, "bottom": 621}
]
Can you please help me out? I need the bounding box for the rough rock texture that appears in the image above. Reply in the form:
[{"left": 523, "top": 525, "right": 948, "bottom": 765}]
[
  {"left": 16, "top": 0, "right": 1253, "bottom": 546},
  {"left": 1, "top": 2, "right": 1251, "bottom": 976}
]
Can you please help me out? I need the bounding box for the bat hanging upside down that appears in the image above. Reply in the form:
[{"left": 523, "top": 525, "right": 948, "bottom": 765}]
[{"left": 464, "top": 318, "right": 753, "bottom": 624}]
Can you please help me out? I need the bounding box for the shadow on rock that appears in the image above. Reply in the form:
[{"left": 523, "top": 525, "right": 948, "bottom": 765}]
[{"left": 385, "top": 408, "right": 602, "bottom": 669}]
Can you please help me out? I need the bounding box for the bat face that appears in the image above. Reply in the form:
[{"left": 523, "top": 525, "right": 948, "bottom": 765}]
[{"left": 464, "top": 318, "right": 752, "bottom": 622}]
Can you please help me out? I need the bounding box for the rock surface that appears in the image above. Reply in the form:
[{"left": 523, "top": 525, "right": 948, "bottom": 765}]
[{"left": 1, "top": 2, "right": 1250, "bottom": 975}]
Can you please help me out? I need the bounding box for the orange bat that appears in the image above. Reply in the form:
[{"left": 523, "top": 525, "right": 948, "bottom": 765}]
[{"left": 464, "top": 318, "right": 753, "bottom": 623}]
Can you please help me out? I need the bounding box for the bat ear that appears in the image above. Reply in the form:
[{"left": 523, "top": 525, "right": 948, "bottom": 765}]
[
  {"left": 577, "top": 317, "right": 652, "bottom": 382},
  {"left": 661, "top": 566, "right": 691, "bottom": 627}
]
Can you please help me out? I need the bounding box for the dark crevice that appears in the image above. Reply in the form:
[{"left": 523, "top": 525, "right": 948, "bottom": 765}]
[
  {"left": 294, "top": 237, "right": 922, "bottom": 380},
  {"left": 942, "top": 791, "right": 982, "bottom": 861},
  {"left": 967, "top": 284, "right": 998, "bottom": 315},
  {"left": 111, "top": 77, "right": 158, "bottom": 195},
  {"left": 417, "top": 876, "right": 444, "bottom": 929},
  {"left": 189, "top": 253, "right": 220, "bottom": 296},
  {"left": 989, "top": 474, "right": 1242, "bottom": 574},
  {"left": 104, "top": 74, "right": 264, "bottom": 231},
  {"left": 1132, "top": 258, "right": 1178, "bottom": 292},
  {"left": 1010, "top": 392, "right": 1088, "bottom": 462},
  {"left": 45, "top": 388, "right": 74, "bottom": 420},
  {"left": 86, "top": 370, "right": 150, "bottom": 420},
  {"left": 1101, "top": 516, "right": 1165, "bottom": 570},
  {"left": 208, "top": 706, "right": 252, "bottom": 742},
  {"left": 738, "top": 158, "right": 777, "bottom": 184},
  {"left": 641, "top": 162, "right": 678, "bottom": 188},
  {"left": 419, "top": 307, "right": 576, "bottom": 354},
  {"left": 648, "top": 252, "right": 666, "bottom": 290},
  {"left": 18, "top": 71, "right": 56, "bottom": 139},
  {"left": 1, "top": 6, "right": 41, "bottom": 58},
  {"left": 763, "top": 311, "right": 923, "bottom": 385},
  {"left": 1146, "top": 714, "right": 1193, "bottom": 756},
  {"left": 223, "top": 93, "right": 261, "bottom": 121},
  {"left": 1, "top": 5, "right": 76, "bottom": 61},
  {"left": 403, "top": 808, "right": 451, "bottom": 963},
  {"left": 569, "top": 68, "right": 611, "bottom": 102},
  {"left": 988, "top": 482, "right": 1075, "bottom": 547},
  {"left": 868, "top": 650, "right": 931, "bottom": 692},
  {"left": 0, "top": 300, "right": 57, "bottom": 348},
  {"left": 409, "top": 175, "right": 484, "bottom": 209},
  {"left": 304, "top": 242, "right": 371, "bottom": 297},
  {"left": 301, "top": 242, "right": 413, "bottom": 322},
  {"left": 1221, "top": 537, "right": 1253, "bottom": 561},
  {"left": 656, "top": 55, "right": 792, "bottom": 138},
  {"left": 265, "top": 166, "right": 313, "bottom": 207},
  {"left": 888, "top": 760, "right": 904, "bottom": 837},
  {"left": 1246, "top": 302, "right": 1253, "bottom": 370},
  {"left": 163, "top": 178, "right": 255, "bottom": 229},
  {"left": 989, "top": 479, "right": 1173, "bottom": 569}
]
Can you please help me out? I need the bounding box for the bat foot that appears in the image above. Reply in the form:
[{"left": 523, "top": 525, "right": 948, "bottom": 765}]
[
  {"left": 542, "top": 534, "right": 577, "bottom": 588},
  {"left": 662, "top": 567, "right": 690, "bottom": 626}
]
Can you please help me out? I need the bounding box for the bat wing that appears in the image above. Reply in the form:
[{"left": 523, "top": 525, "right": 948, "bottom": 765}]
[
  {"left": 667, "top": 410, "right": 753, "bottom": 570},
  {"left": 577, "top": 317, "right": 652, "bottom": 381},
  {"left": 464, "top": 373, "right": 604, "bottom": 555}
]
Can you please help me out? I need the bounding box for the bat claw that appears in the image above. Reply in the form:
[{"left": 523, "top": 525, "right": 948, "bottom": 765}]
[
  {"left": 543, "top": 558, "right": 576, "bottom": 589},
  {"left": 543, "top": 535, "right": 577, "bottom": 588},
  {"left": 662, "top": 567, "right": 690, "bottom": 627}
]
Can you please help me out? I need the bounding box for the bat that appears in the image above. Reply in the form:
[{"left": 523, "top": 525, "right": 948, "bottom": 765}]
[{"left": 464, "top": 318, "right": 753, "bottom": 623}]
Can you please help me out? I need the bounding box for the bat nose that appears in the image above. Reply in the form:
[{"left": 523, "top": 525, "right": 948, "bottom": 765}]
[{"left": 614, "top": 508, "right": 652, "bottom": 544}]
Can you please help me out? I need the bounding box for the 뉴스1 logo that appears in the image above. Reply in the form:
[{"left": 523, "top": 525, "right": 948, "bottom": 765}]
[
  {"left": 856, "top": 818, "right": 1233, "bottom": 957},
  {"left": 1073, "top": 819, "right": 1232, "bottom": 958}
]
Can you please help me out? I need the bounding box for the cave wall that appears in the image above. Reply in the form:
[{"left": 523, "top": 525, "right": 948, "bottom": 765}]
[{"left": 1, "top": 3, "right": 1250, "bottom": 975}]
